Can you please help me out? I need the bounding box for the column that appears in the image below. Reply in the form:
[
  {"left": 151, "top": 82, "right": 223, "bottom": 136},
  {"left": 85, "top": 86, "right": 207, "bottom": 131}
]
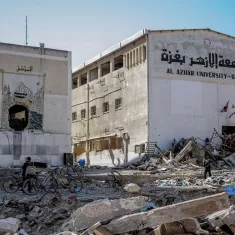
[{"left": 110, "top": 58, "right": 115, "bottom": 72}]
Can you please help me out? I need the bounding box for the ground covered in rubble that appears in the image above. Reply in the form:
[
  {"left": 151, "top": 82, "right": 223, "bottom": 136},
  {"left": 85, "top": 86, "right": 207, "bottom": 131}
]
[{"left": 1, "top": 166, "right": 235, "bottom": 235}]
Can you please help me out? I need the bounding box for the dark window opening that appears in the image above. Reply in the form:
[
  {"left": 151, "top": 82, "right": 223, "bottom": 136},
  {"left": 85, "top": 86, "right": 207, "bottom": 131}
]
[
  {"left": 91, "top": 106, "right": 96, "bottom": 116},
  {"left": 72, "top": 77, "right": 78, "bottom": 89},
  {"left": 80, "top": 73, "right": 87, "bottom": 86},
  {"left": 72, "top": 112, "right": 77, "bottom": 121},
  {"left": 90, "top": 67, "right": 98, "bottom": 81},
  {"left": 114, "top": 55, "right": 123, "bottom": 70},
  {"left": 81, "top": 109, "right": 86, "bottom": 119},
  {"left": 101, "top": 62, "right": 110, "bottom": 76},
  {"left": 222, "top": 126, "right": 235, "bottom": 135},
  {"left": 9, "top": 105, "right": 29, "bottom": 131},
  {"left": 103, "top": 102, "right": 109, "bottom": 113},
  {"left": 115, "top": 98, "right": 122, "bottom": 110}
]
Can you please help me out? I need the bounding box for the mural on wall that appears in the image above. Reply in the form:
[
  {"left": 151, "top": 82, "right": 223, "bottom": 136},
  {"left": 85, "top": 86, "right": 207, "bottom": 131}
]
[{"left": 2, "top": 73, "right": 44, "bottom": 131}]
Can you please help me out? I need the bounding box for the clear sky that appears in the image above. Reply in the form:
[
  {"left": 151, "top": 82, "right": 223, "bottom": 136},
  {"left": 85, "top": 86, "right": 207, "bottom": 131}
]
[{"left": 1, "top": 0, "right": 234, "bottom": 68}]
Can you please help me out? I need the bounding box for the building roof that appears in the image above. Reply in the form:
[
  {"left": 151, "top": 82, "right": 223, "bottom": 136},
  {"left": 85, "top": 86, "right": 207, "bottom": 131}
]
[{"left": 72, "top": 28, "right": 235, "bottom": 74}]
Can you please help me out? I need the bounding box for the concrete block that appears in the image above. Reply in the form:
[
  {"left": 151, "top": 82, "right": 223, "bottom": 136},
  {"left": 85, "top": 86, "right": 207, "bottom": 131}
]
[
  {"left": 105, "top": 193, "right": 230, "bottom": 234},
  {"left": 175, "top": 141, "right": 193, "bottom": 162},
  {"left": 0, "top": 217, "right": 20, "bottom": 233},
  {"left": 124, "top": 183, "right": 140, "bottom": 193},
  {"left": 67, "top": 196, "right": 147, "bottom": 232},
  {"left": 206, "top": 205, "right": 235, "bottom": 233}
]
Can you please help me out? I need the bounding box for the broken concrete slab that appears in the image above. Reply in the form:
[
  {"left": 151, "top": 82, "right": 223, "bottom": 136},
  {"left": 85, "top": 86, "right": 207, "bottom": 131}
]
[
  {"left": 206, "top": 205, "right": 235, "bottom": 233},
  {"left": 104, "top": 192, "right": 230, "bottom": 234},
  {"left": 175, "top": 141, "right": 193, "bottom": 162},
  {"left": 0, "top": 217, "right": 20, "bottom": 233},
  {"left": 151, "top": 218, "right": 208, "bottom": 235},
  {"left": 66, "top": 196, "right": 147, "bottom": 232},
  {"left": 124, "top": 183, "right": 140, "bottom": 193}
]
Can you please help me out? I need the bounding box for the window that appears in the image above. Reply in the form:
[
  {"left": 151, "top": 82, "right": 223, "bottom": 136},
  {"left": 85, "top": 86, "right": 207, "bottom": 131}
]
[
  {"left": 101, "top": 62, "right": 110, "bottom": 76},
  {"left": 80, "top": 73, "right": 87, "bottom": 86},
  {"left": 72, "top": 78, "right": 78, "bottom": 89},
  {"left": 81, "top": 109, "right": 86, "bottom": 119},
  {"left": 115, "top": 98, "right": 122, "bottom": 110},
  {"left": 72, "top": 112, "right": 77, "bottom": 121},
  {"left": 90, "top": 67, "right": 98, "bottom": 81},
  {"left": 91, "top": 106, "right": 96, "bottom": 116},
  {"left": 114, "top": 55, "right": 123, "bottom": 70},
  {"left": 103, "top": 102, "right": 109, "bottom": 113}
]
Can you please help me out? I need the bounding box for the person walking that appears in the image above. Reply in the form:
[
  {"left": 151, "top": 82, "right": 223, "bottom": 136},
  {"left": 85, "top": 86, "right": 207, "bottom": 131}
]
[{"left": 204, "top": 158, "right": 212, "bottom": 179}]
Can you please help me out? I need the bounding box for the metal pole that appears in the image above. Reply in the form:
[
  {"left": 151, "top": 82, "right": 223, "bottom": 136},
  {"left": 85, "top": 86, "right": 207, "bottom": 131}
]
[
  {"left": 26, "top": 16, "right": 28, "bottom": 46},
  {"left": 86, "top": 83, "right": 90, "bottom": 166}
]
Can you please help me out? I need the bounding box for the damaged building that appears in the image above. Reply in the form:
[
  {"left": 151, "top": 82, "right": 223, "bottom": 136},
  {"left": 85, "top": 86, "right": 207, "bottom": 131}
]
[
  {"left": 72, "top": 28, "right": 235, "bottom": 166},
  {"left": 0, "top": 42, "right": 72, "bottom": 167}
]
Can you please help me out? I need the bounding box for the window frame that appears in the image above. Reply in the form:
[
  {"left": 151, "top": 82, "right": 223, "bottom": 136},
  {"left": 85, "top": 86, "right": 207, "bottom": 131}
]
[
  {"left": 91, "top": 106, "right": 96, "bottom": 116},
  {"left": 81, "top": 109, "right": 86, "bottom": 119},
  {"left": 72, "top": 112, "right": 77, "bottom": 121},
  {"left": 103, "top": 102, "right": 109, "bottom": 113},
  {"left": 115, "top": 98, "right": 122, "bottom": 110}
]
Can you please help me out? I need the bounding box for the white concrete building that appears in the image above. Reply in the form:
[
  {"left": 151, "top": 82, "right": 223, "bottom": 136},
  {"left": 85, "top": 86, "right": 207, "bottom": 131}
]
[
  {"left": 72, "top": 28, "right": 235, "bottom": 166},
  {"left": 0, "top": 43, "right": 71, "bottom": 167}
]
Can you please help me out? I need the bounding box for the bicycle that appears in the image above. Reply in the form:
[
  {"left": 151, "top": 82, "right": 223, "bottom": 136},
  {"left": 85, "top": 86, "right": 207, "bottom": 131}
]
[
  {"left": 3, "top": 171, "right": 24, "bottom": 193},
  {"left": 44, "top": 168, "right": 83, "bottom": 193},
  {"left": 22, "top": 172, "right": 57, "bottom": 195},
  {"left": 60, "top": 163, "right": 86, "bottom": 176}
]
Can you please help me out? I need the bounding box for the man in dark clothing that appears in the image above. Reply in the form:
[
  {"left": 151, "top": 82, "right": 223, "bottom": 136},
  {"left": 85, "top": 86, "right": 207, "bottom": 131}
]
[
  {"left": 204, "top": 159, "right": 212, "bottom": 179},
  {"left": 22, "top": 157, "right": 31, "bottom": 181}
]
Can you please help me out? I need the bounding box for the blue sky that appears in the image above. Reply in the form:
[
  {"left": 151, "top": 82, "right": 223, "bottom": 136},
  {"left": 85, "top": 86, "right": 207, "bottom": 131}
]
[{"left": 1, "top": 0, "right": 234, "bottom": 68}]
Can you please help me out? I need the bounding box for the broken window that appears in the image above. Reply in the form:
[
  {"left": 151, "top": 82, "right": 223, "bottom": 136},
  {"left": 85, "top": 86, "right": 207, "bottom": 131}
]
[
  {"left": 103, "top": 102, "right": 109, "bottom": 113},
  {"left": 90, "top": 67, "right": 98, "bottom": 81},
  {"left": 89, "top": 141, "right": 96, "bottom": 151},
  {"left": 81, "top": 109, "right": 86, "bottom": 119},
  {"left": 72, "top": 77, "right": 78, "bottom": 89},
  {"left": 114, "top": 56, "right": 123, "bottom": 70},
  {"left": 101, "top": 62, "right": 110, "bottom": 76},
  {"left": 72, "top": 112, "right": 77, "bottom": 121},
  {"left": 115, "top": 98, "right": 122, "bottom": 110},
  {"left": 9, "top": 105, "right": 29, "bottom": 131},
  {"left": 80, "top": 73, "right": 87, "bottom": 86},
  {"left": 91, "top": 106, "right": 96, "bottom": 116}
]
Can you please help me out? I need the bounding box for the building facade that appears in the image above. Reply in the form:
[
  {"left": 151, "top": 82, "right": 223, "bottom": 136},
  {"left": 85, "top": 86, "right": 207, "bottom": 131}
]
[
  {"left": 72, "top": 28, "right": 235, "bottom": 166},
  {"left": 0, "top": 43, "right": 71, "bottom": 167}
]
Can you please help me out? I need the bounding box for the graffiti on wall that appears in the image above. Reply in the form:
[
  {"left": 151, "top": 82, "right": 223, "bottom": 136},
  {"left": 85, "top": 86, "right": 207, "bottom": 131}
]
[{"left": 2, "top": 73, "right": 44, "bottom": 131}]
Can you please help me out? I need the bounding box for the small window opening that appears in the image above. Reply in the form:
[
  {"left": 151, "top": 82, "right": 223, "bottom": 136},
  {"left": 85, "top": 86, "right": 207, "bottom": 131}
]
[
  {"left": 101, "top": 62, "right": 110, "bottom": 76},
  {"left": 126, "top": 54, "right": 129, "bottom": 68},
  {"left": 91, "top": 106, "right": 96, "bottom": 116},
  {"left": 103, "top": 102, "right": 109, "bottom": 113},
  {"left": 115, "top": 98, "right": 122, "bottom": 110},
  {"left": 9, "top": 105, "right": 29, "bottom": 131},
  {"left": 80, "top": 73, "right": 87, "bottom": 86},
  {"left": 81, "top": 109, "right": 86, "bottom": 119},
  {"left": 143, "top": 45, "right": 147, "bottom": 61},
  {"left": 90, "top": 67, "right": 98, "bottom": 81},
  {"left": 72, "top": 112, "right": 77, "bottom": 121},
  {"left": 114, "top": 56, "right": 123, "bottom": 70},
  {"left": 136, "top": 48, "right": 139, "bottom": 64},
  {"left": 72, "top": 77, "right": 78, "bottom": 89}
]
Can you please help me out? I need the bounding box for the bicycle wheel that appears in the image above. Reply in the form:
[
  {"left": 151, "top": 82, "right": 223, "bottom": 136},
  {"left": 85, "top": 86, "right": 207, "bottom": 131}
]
[
  {"left": 68, "top": 179, "right": 83, "bottom": 193},
  {"left": 43, "top": 176, "right": 58, "bottom": 193},
  {"left": 3, "top": 176, "right": 20, "bottom": 193},
  {"left": 60, "top": 166, "right": 70, "bottom": 176},
  {"left": 23, "top": 178, "right": 40, "bottom": 195}
]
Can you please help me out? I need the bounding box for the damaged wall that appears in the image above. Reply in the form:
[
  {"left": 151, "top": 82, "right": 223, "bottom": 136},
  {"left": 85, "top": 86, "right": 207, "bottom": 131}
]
[
  {"left": 72, "top": 36, "right": 148, "bottom": 166},
  {"left": 0, "top": 43, "right": 71, "bottom": 166},
  {"left": 148, "top": 29, "right": 235, "bottom": 149}
]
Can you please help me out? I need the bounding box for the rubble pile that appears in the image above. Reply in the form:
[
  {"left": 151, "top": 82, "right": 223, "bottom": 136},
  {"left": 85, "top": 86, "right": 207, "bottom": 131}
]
[{"left": 128, "top": 129, "right": 235, "bottom": 171}]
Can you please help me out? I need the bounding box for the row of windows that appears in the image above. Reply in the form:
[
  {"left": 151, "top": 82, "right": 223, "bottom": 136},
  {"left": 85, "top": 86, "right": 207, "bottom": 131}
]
[{"left": 72, "top": 98, "right": 122, "bottom": 121}]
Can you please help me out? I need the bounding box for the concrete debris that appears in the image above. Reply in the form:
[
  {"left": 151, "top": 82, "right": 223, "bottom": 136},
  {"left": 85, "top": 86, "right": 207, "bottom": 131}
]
[
  {"left": 175, "top": 140, "right": 194, "bottom": 162},
  {"left": 66, "top": 196, "right": 147, "bottom": 232},
  {"left": 0, "top": 217, "right": 20, "bottom": 233},
  {"left": 104, "top": 193, "right": 229, "bottom": 234},
  {"left": 124, "top": 183, "right": 140, "bottom": 193},
  {"left": 206, "top": 205, "right": 235, "bottom": 234}
]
